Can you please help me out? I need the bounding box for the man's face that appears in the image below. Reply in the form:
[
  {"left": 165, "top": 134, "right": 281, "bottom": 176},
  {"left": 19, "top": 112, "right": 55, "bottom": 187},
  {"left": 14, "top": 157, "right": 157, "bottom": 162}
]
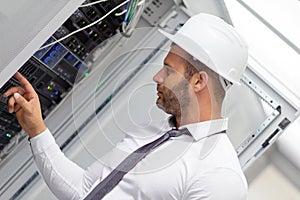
[{"left": 153, "top": 46, "right": 192, "bottom": 116}]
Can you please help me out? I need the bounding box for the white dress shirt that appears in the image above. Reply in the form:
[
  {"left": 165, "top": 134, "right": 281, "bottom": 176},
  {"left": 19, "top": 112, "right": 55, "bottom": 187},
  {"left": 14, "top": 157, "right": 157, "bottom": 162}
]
[{"left": 30, "top": 117, "right": 247, "bottom": 200}]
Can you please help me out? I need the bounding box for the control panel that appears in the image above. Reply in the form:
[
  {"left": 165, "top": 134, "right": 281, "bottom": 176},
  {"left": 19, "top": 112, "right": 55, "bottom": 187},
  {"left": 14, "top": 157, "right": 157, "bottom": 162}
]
[{"left": 0, "top": 0, "right": 126, "bottom": 162}]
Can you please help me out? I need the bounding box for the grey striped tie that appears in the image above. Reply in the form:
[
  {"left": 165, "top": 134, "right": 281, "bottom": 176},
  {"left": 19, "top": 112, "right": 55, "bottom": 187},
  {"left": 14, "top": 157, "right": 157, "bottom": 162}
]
[{"left": 84, "top": 128, "right": 190, "bottom": 200}]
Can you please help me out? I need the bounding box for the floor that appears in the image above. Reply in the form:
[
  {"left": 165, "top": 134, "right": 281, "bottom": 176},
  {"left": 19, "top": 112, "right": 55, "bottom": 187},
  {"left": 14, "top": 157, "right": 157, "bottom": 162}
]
[{"left": 248, "top": 164, "right": 300, "bottom": 200}]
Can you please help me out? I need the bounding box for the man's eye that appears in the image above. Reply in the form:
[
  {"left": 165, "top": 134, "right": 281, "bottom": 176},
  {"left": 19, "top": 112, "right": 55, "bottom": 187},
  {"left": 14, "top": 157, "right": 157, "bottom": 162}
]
[
  {"left": 165, "top": 67, "right": 172, "bottom": 75},
  {"left": 166, "top": 69, "right": 170, "bottom": 75}
]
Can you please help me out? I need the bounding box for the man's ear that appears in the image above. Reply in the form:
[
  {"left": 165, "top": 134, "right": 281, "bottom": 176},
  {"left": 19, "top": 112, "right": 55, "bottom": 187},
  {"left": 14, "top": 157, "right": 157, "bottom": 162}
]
[{"left": 192, "top": 71, "right": 208, "bottom": 93}]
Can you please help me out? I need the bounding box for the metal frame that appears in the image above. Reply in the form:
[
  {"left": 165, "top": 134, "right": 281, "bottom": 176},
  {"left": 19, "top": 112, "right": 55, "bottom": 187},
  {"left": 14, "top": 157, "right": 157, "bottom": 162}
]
[{"left": 238, "top": 62, "right": 299, "bottom": 169}]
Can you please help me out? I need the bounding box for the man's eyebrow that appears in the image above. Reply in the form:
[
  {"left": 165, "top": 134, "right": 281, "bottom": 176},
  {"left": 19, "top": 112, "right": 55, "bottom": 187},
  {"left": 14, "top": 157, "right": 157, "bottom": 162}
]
[
  {"left": 163, "top": 64, "right": 172, "bottom": 71},
  {"left": 163, "top": 60, "right": 172, "bottom": 67}
]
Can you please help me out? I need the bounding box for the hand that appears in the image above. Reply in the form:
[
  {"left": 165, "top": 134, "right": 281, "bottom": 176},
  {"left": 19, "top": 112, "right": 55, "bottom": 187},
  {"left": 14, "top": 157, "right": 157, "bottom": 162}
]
[{"left": 3, "top": 72, "right": 46, "bottom": 138}]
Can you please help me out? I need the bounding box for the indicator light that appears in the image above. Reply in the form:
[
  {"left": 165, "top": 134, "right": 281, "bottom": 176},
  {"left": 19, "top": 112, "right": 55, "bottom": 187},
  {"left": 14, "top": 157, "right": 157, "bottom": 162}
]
[
  {"left": 67, "top": 54, "right": 74, "bottom": 60},
  {"left": 49, "top": 50, "right": 57, "bottom": 57},
  {"left": 44, "top": 57, "right": 52, "bottom": 64},
  {"left": 55, "top": 44, "right": 62, "bottom": 51},
  {"left": 5, "top": 132, "right": 12, "bottom": 138}
]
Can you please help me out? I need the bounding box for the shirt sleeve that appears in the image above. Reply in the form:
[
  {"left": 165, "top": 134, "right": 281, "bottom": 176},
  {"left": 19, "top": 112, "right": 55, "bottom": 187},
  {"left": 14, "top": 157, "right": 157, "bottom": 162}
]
[
  {"left": 183, "top": 168, "right": 248, "bottom": 200},
  {"left": 29, "top": 128, "right": 103, "bottom": 200}
]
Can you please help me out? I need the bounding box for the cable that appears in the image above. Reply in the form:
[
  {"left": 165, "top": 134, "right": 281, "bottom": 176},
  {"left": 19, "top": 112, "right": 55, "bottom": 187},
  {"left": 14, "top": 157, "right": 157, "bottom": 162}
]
[
  {"left": 124, "top": 0, "right": 137, "bottom": 24},
  {"left": 79, "top": 0, "right": 108, "bottom": 8},
  {"left": 122, "top": 0, "right": 145, "bottom": 35},
  {"left": 137, "top": 0, "right": 145, "bottom": 6},
  {"left": 115, "top": 9, "right": 127, "bottom": 16},
  {"left": 39, "top": 0, "right": 129, "bottom": 51}
]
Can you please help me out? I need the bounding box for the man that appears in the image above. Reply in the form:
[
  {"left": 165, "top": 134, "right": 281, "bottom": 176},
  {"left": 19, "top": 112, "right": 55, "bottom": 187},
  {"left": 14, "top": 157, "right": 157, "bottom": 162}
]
[{"left": 3, "top": 13, "right": 248, "bottom": 199}]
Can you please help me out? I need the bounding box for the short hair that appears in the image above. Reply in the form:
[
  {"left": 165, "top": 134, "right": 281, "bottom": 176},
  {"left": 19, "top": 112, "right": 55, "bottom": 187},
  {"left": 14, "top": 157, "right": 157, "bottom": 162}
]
[{"left": 183, "top": 54, "right": 226, "bottom": 105}]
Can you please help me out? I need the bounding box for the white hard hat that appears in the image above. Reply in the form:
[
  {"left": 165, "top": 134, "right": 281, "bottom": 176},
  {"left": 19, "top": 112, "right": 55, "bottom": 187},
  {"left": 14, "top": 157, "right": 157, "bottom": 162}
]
[{"left": 159, "top": 13, "right": 248, "bottom": 84}]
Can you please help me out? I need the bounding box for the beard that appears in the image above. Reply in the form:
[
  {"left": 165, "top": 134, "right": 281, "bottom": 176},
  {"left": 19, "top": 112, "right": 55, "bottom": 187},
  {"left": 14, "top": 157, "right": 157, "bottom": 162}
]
[{"left": 156, "top": 79, "right": 190, "bottom": 117}]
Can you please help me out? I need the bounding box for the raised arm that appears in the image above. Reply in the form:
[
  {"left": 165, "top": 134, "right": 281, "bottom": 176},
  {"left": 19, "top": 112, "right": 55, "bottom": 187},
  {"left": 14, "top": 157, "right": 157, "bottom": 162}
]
[
  {"left": 3, "top": 72, "right": 100, "bottom": 199},
  {"left": 3, "top": 72, "right": 46, "bottom": 138}
]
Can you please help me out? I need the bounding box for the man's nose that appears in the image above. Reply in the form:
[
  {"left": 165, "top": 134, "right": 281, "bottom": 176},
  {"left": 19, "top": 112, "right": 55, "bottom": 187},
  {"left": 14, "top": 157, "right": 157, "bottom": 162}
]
[{"left": 153, "top": 69, "right": 164, "bottom": 84}]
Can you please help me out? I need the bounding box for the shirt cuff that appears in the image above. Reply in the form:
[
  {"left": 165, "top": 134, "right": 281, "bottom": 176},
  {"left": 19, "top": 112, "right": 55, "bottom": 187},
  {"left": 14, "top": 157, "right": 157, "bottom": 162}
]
[{"left": 29, "top": 128, "right": 56, "bottom": 155}]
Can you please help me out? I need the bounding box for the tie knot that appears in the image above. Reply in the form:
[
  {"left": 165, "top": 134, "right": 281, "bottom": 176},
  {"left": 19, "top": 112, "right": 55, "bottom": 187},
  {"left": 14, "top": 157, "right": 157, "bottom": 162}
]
[{"left": 167, "top": 128, "right": 190, "bottom": 137}]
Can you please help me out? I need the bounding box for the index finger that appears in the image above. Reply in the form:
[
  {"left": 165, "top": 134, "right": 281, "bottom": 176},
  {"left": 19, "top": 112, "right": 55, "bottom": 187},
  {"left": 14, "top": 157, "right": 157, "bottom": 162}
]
[{"left": 14, "top": 72, "right": 35, "bottom": 94}]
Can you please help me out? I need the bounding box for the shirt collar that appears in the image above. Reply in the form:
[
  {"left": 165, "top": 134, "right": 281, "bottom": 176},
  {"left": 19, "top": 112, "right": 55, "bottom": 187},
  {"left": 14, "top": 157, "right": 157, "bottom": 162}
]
[{"left": 168, "top": 116, "right": 228, "bottom": 141}]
